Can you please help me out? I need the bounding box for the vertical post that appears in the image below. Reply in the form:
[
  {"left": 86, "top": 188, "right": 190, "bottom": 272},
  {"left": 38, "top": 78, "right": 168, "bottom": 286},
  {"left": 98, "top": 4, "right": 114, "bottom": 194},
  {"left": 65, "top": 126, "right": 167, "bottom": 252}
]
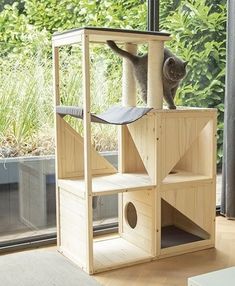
[
  {"left": 82, "top": 32, "right": 93, "bottom": 274},
  {"left": 211, "top": 112, "right": 217, "bottom": 245},
  {"left": 119, "top": 42, "right": 138, "bottom": 172},
  {"left": 119, "top": 43, "right": 137, "bottom": 237},
  {"left": 52, "top": 45, "right": 61, "bottom": 247},
  {"left": 122, "top": 43, "right": 137, "bottom": 107},
  {"left": 53, "top": 46, "right": 60, "bottom": 106},
  {"left": 148, "top": 0, "right": 159, "bottom": 31},
  {"left": 147, "top": 41, "right": 164, "bottom": 109},
  {"left": 120, "top": 42, "right": 137, "bottom": 170}
]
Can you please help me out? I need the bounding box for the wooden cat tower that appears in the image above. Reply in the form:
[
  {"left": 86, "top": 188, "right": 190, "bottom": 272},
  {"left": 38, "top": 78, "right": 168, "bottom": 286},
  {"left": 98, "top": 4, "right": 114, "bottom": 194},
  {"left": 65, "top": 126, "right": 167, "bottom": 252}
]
[{"left": 52, "top": 27, "right": 217, "bottom": 274}]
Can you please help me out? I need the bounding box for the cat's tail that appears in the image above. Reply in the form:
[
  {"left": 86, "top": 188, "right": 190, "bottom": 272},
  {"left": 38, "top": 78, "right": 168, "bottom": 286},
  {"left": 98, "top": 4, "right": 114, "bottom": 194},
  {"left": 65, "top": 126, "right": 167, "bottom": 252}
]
[{"left": 107, "top": 40, "right": 138, "bottom": 64}]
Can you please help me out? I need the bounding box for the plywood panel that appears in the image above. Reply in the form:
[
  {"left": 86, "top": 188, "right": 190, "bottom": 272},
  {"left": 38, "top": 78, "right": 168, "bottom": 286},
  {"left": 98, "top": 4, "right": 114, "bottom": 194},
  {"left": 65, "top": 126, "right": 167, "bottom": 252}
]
[
  {"left": 121, "top": 189, "right": 155, "bottom": 254},
  {"left": 118, "top": 125, "right": 146, "bottom": 174},
  {"left": 93, "top": 236, "right": 152, "bottom": 273},
  {"left": 161, "top": 199, "right": 174, "bottom": 227},
  {"left": 175, "top": 119, "right": 215, "bottom": 177},
  {"left": 59, "top": 188, "right": 87, "bottom": 270},
  {"left": 160, "top": 115, "right": 210, "bottom": 181},
  {"left": 162, "top": 171, "right": 212, "bottom": 187},
  {"left": 57, "top": 117, "right": 117, "bottom": 178},
  {"left": 58, "top": 173, "right": 154, "bottom": 197},
  {"left": 161, "top": 184, "right": 214, "bottom": 233},
  {"left": 128, "top": 114, "right": 156, "bottom": 182}
]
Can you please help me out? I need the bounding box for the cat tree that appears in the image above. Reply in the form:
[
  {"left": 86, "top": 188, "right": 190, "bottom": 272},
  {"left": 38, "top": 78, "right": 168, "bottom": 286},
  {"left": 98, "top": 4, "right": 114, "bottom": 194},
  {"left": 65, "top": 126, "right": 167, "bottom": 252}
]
[{"left": 52, "top": 27, "right": 217, "bottom": 274}]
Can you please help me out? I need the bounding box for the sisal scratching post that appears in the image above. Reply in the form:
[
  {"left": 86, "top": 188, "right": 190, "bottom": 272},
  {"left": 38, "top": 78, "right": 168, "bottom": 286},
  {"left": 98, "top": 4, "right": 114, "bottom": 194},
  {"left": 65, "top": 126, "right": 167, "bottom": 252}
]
[
  {"left": 122, "top": 43, "right": 137, "bottom": 107},
  {"left": 147, "top": 41, "right": 164, "bottom": 109}
]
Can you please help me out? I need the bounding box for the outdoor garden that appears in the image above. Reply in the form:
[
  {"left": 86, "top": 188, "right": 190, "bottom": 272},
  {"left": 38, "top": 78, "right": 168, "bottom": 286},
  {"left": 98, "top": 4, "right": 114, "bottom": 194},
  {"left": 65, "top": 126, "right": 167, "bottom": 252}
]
[{"left": 0, "top": 0, "right": 226, "bottom": 168}]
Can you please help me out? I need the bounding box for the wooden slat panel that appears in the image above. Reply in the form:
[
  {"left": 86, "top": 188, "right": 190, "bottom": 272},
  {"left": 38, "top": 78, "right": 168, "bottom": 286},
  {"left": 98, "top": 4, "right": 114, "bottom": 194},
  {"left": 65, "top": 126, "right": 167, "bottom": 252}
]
[
  {"left": 161, "top": 184, "right": 214, "bottom": 233},
  {"left": 118, "top": 125, "right": 146, "bottom": 174},
  {"left": 57, "top": 118, "right": 117, "bottom": 179},
  {"left": 58, "top": 173, "right": 154, "bottom": 197},
  {"left": 162, "top": 170, "right": 212, "bottom": 188},
  {"left": 175, "top": 119, "right": 215, "bottom": 177},
  {"left": 93, "top": 237, "right": 152, "bottom": 273},
  {"left": 59, "top": 188, "right": 87, "bottom": 269},
  {"left": 160, "top": 115, "right": 210, "bottom": 181},
  {"left": 121, "top": 189, "right": 155, "bottom": 254},
  {"left": 128, "top": 114, "right": 156, "bottom": 182}
]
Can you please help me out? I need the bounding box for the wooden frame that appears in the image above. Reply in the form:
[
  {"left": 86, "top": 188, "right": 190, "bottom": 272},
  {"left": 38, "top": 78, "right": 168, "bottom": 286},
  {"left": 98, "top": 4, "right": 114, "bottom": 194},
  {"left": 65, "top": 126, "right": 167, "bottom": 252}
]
[{"left": 53, "top": 27, "right": 217, "bottom": 274}]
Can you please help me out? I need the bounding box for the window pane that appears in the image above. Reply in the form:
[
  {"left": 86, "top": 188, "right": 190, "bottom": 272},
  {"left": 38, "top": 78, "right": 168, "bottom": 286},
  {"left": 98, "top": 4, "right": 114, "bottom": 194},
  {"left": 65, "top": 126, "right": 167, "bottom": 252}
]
[{"left": 0, "top": 157, "right": 56, "bottom": 244}]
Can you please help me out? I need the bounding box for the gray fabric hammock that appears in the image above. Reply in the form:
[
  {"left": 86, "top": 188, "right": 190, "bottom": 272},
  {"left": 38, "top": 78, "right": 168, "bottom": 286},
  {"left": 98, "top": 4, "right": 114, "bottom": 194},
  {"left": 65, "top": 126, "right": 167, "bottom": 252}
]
[{"left": 56, "top": 105, "right": 152, "bottom": 125}]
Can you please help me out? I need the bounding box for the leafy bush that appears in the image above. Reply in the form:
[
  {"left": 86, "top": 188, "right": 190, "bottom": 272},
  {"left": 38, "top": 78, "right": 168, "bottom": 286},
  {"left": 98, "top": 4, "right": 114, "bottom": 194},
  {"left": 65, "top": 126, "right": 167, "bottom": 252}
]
[
  {"left": 24, "top": 0, "right": 147, "bottom": 33},
  {"left": 0, "top": 0, "right": 147, "bottom": 57},
  {"left": 160, "top": 0, "right": 226, "bottom": 168},
  {"left": 0, "top": 2, "right": 51, "bottom": 57}
]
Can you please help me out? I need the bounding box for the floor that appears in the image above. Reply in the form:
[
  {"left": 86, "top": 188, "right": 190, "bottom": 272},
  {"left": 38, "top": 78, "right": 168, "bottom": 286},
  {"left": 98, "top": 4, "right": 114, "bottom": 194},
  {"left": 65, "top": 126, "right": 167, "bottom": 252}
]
[
  {"left": 0, "top": 216, "right": 234, "bottom": 286},
  {"left": 94, "top": 216, "right": 235, "bottom": 286}
]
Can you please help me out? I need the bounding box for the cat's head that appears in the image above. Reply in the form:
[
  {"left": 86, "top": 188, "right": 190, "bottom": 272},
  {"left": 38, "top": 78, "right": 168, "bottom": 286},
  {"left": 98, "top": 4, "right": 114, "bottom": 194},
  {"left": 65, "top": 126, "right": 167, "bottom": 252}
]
[{"left": 163, "top": 57, "right": 188, "bottom": 81}]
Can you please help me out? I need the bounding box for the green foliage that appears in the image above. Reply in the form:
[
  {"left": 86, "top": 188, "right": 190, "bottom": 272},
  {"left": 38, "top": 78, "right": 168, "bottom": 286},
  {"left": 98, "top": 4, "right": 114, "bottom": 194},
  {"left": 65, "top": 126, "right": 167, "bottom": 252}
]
[
  {"left": 0, "top": 0, "right": 147, "bottom": 57},
  {"left": 160, "top": 0, "right": 226, "bottom": 168},
  {"left": 0, "top": 1, "right": 51, "bottom": 57},
  {"left": 0, "top": 0, "right": 227, "bottom": 163},
  {"left": 0, "top": 54, "right": 54, "bottom": 156},
  {"left": 23, "top": 0, "right": 146, "bottom": 33}
]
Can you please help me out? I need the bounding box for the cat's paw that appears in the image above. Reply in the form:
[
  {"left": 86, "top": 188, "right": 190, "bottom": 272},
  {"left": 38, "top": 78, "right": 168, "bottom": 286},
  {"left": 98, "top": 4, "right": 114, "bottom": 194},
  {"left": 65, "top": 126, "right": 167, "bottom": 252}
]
[{"left": 169, "top": 105, "right": 176, "bottom": 110}]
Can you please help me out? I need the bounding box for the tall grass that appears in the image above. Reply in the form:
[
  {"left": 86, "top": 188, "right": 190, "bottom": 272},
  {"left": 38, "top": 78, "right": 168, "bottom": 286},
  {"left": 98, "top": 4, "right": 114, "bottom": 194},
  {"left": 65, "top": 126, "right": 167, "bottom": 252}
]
[
  {"left": 0, "top": 55, "right": 53, "bottom": 156},
  {"left": 59, "top": 45, "right": 123, "bottom": 152},
  {"left": 0, "top": 45, "right": 123, "bottom": 157}
]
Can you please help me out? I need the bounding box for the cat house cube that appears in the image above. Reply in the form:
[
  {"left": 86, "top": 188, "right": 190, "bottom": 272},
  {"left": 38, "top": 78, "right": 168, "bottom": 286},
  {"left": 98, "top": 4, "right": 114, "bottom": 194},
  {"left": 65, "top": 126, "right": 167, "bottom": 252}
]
[{"left": 52, "top": 27, "right": 216, "bottom": 274}]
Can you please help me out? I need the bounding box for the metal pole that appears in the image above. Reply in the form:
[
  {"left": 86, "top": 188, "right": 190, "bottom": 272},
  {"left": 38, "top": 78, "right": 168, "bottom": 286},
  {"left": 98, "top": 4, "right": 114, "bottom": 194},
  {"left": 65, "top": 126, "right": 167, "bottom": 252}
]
[{"left": 147, "top": 0, "right": 159, "bottom": 31}]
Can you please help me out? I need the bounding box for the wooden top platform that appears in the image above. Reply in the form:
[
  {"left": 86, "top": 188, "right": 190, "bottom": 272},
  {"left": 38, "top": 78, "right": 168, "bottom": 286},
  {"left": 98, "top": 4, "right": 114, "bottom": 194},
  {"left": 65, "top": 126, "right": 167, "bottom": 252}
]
[{"left": 52, "top": 26, "right": 171, "bottom": 47}]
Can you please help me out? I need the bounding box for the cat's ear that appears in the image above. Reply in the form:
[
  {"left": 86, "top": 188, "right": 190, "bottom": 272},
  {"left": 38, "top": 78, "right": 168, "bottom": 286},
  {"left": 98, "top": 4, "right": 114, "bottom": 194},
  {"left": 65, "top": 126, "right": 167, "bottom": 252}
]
[
  {"left": 168, "top": 57, "right": 175, "bottom": 65},
  {"left": 183, "top": 61, "right": 189, "bottom": 68}
]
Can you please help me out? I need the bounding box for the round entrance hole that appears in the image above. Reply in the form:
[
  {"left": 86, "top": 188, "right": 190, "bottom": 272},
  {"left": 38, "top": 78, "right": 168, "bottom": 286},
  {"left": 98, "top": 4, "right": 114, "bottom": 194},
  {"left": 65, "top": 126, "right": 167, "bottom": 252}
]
[{"left": 125, "top": 202, "right": 137, "bottom": 229}]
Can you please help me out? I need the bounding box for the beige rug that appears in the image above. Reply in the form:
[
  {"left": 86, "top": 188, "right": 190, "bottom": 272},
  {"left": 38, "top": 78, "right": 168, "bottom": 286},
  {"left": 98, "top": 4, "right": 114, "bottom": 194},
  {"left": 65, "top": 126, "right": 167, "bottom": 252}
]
[{"left": 0, "top": 248, "right": 100, "bottom": 286}]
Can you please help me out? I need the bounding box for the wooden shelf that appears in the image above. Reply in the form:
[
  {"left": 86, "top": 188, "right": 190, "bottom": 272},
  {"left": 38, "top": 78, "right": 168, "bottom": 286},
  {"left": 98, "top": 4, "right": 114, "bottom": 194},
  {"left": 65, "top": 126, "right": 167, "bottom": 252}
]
[
  {"left": 58, "top": 173, "right": 155, "bottom": 197},
  {"left": 93, "top": 236, "right": 152, "bottom": 273},
  {"left": 162, "top": 170, "right": 212, "bottom": 188}
]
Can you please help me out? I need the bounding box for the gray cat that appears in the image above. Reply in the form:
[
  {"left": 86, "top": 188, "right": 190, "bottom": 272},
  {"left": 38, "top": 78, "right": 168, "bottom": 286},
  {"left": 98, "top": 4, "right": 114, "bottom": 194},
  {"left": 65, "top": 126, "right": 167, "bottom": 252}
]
[{"left": 107, "top": 40, "right": 187, "bottom": 109}]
